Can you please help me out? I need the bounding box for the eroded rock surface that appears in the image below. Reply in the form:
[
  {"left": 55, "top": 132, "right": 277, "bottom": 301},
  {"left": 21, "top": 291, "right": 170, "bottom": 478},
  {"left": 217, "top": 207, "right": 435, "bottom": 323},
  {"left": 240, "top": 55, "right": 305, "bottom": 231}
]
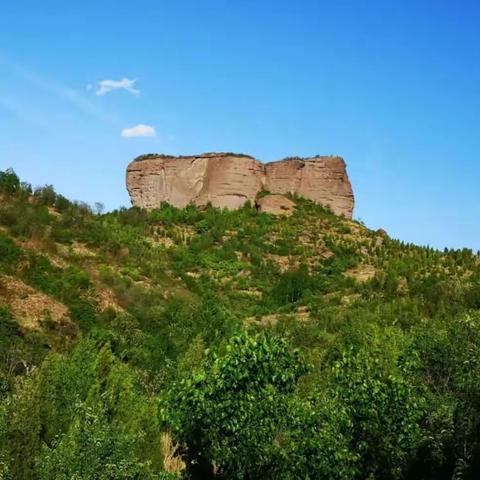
[
  {"left": 264, "top": 156, "right": 354, "bottom": 218},
  {"left": 256, "top": 194, "right": 295, "bottom": 216},
  {"left": 126, "top": 153, "right": 354, "bottom": 217}
]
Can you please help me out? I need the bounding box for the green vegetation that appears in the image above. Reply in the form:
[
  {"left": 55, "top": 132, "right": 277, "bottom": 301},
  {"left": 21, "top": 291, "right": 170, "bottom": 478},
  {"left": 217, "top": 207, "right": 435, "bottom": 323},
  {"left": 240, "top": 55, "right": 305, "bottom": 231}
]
[{"left": 1, "top": 168, "right": 480, "bottom": 479}]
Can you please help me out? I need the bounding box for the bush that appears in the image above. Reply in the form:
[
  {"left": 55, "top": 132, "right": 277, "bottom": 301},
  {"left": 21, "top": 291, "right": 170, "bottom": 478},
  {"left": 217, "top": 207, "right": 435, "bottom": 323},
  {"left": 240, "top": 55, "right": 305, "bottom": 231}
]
[
  {"left": 271, "top": 264, "right": 312, "bottom": 305},
  {"left": 0, "top": 235, "right": 22, "bottom": 272}
]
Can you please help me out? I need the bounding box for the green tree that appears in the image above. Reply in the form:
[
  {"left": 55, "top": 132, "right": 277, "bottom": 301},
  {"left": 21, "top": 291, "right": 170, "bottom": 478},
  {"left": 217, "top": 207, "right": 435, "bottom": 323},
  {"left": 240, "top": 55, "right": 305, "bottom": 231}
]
[
  {"left": 164, "top": 332, "right": 356, "bottom": 479},
  {"left": 37, "top": 402, "right": 169, "bottom": 480},
  {"left": 0, "top": 169, "right": 20, "bottom": 196},
  {"left": 330, "top": 345, "right": 425, "bottom": 479}
]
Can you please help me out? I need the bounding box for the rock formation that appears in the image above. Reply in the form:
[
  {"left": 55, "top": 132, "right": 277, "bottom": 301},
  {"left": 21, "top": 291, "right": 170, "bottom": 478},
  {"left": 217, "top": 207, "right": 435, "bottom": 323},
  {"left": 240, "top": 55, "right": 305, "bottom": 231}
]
[
  {"left": 264, "top": 157, "right": 354, "bottom": 218},
  {"left": 126, "top": 153, "right": 354, "bottom": 217},
  {"left": 256, "top": 194, "right": 295, "bottom": 216}
]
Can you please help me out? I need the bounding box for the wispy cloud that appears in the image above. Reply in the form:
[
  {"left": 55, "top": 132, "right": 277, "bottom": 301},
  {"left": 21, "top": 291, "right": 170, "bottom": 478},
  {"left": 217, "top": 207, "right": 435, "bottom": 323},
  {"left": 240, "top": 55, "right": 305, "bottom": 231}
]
[
  {"left": 0, "top": 55, "right": 155, "bottom": 140},
  {"left": 0, "top": 56, "right": 119, "bottom": 126},
  {"left": 0, "top": 95, "right": 55, "bottom": 133},
  {"left": 121, "top": 124, "right": 156, "bottom": 137},
  {"left": 96, "top": 78, "right": 139, "bottom": 96}
]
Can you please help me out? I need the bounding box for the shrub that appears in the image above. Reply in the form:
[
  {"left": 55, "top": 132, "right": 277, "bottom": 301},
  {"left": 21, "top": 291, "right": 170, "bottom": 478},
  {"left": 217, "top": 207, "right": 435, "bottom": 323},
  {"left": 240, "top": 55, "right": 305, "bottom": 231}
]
[
  {"left": 271, "top": 264, "right": 312, "bottom": 305},
  {"left": 0, "top": 235, "right": 22, "bottom": 272}
]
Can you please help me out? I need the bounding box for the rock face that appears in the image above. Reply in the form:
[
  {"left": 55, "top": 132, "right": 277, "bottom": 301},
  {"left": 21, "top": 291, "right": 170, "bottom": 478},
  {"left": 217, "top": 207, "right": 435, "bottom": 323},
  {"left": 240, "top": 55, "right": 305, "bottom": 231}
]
[
  {"left": 264, "top": 157, "right": 354, "bottom": 218},
  {"left": 256, "top": 194, "right": 295, "bottom": 216},
  {"left": 126, "top": 153, "right": 263, "bottom": 210},
  {"left": 126, "top": 153, "right": 354, "bottom": 217}
]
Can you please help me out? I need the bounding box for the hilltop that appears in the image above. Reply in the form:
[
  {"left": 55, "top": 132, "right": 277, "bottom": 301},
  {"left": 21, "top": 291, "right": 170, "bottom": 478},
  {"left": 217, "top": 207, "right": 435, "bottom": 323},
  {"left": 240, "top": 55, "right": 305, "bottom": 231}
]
[{"left": 1, "top": 167, "right": 480, "bottom": 479}]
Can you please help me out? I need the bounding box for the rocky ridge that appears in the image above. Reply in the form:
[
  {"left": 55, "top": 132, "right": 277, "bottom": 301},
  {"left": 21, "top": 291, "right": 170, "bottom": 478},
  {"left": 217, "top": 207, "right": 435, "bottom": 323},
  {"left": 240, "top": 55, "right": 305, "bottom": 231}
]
[{"left": 126, "top": 153, "right": 354, "bottom": 217}]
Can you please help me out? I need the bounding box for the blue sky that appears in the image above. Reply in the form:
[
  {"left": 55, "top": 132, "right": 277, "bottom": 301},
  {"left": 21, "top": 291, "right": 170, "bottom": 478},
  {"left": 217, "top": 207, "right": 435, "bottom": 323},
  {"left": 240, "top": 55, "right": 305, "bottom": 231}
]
[{"left": 0, "top": 0, "right": 479, "bottom": 250}]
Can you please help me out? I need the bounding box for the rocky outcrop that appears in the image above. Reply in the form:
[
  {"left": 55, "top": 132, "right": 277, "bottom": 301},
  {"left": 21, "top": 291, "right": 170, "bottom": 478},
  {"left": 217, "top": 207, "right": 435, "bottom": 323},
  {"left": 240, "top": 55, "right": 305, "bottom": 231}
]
[
  {"left": 264, "top": 157, "right": 354, "bottom": 218},
  {"left": 126, "top": 153, "right": 263, "bottom": 210},
  {"left": 256, "top": 194, "right": 295, "bottom": 216},
  {"left": 126, "top": 153, "right": 354, "bottom": 217}
]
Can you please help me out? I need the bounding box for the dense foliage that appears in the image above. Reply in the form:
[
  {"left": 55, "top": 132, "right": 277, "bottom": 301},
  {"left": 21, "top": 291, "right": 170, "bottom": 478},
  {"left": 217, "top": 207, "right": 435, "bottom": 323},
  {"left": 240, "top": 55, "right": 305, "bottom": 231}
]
[{"left": 1, "top": 168, "right": 480, "bottom": 479}]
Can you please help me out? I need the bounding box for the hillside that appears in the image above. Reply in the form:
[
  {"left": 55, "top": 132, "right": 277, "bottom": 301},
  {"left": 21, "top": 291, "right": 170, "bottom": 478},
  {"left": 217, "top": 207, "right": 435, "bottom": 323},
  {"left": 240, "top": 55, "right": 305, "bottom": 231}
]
[{"left": 1, "top": 167, "right": 480, "bottom": 480}]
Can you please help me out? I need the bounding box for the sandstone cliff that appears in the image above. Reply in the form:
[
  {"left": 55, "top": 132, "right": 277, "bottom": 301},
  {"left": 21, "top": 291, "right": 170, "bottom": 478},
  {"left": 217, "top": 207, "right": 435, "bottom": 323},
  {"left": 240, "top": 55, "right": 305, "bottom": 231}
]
[
  {"left": 126, "top": 153, "right": 354, "bottom": 217},
  {"left": 264, "top": 157, "right": 354, "bottom": 218}
]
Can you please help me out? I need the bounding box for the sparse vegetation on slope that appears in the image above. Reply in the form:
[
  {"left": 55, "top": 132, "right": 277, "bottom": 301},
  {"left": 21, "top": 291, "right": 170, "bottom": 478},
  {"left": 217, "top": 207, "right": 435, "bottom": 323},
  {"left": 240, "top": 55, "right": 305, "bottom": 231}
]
[{"left": 1, "top": 168, "right": 480, "bottom": 479}]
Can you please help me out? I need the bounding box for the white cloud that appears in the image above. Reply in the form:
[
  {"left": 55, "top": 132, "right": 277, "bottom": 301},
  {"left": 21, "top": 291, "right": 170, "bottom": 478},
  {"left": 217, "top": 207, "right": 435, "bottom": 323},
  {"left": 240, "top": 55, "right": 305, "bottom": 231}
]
[
  {"left": 121, "top": 124, "right": 156, "bottom": 137},
  {"left": 96, "top": 78, "right": 139, "bottom": 96}
]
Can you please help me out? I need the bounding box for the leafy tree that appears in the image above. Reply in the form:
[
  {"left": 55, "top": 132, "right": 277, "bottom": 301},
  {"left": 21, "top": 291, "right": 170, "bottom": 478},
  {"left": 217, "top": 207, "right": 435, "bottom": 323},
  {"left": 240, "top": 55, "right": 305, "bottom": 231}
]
[
  {"left": 33, "top": 185, "right": 56, "bottom": 206},
  {"left": 37, "top": 402, "right": 168, "bottom": 480},
  {"left": 94, "top": 202, "right": 105, "bottom": 215},
  {"left": 2, "top": 340, "right": 172, "bottom": 479},
  {"left": 412, "top": 314, "right": 480, "bottom": 479},
  {"left": 164, "top": 332, "right": 356, "bottom": 479},
  {"left": 330, "top": 344, "right": 425, "bottom": 479},
  {"left": 0, "top": 169, "right": 20, "bottom": 196}
]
